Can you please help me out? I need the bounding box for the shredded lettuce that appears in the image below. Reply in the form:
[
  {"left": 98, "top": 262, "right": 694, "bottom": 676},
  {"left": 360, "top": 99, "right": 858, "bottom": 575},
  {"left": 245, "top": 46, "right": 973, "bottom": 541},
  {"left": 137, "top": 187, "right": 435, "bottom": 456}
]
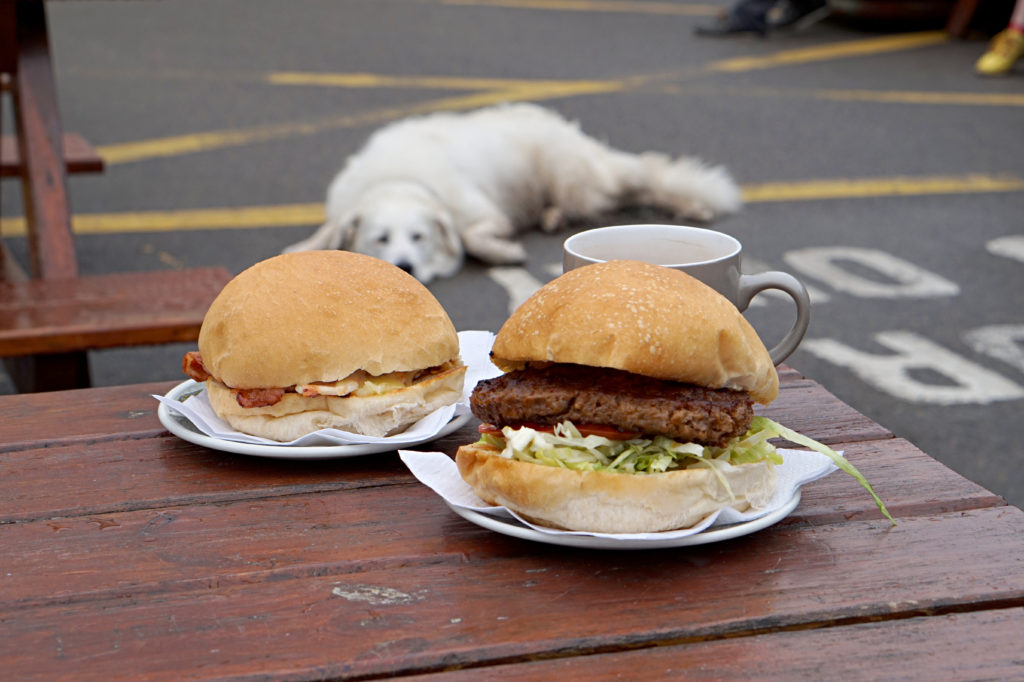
[
  {"left": 751, "top": 417, "right": 895, "bottom": 525},
  {"left": 479, "top": 420, "right": 783, "bottom": 476},
  {"left": 479, "top": 417, "right": 895, "bottom": 525}
]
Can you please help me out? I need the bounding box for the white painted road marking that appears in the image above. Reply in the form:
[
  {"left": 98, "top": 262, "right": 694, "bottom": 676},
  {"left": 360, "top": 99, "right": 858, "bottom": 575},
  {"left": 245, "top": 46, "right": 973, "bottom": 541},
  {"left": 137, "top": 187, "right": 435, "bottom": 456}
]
[
  {"left": 784, "top": 247, "right": 959, "bottom": 299},
  {"left": 803, "top": 331, "right": 1024, "bottom": 405},
  {"left": 964, "top": 325, "right": 1024, "bottom": 375},
  {"left": 986, "top": 235, "right": 1024, "bottom": 263}
]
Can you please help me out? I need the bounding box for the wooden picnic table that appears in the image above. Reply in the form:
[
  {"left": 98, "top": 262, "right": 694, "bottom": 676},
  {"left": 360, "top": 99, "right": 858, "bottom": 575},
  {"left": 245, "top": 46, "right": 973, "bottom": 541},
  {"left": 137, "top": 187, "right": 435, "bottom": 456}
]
[{"left": 1, "top": 366, "right": 1022, "bottom": 680}]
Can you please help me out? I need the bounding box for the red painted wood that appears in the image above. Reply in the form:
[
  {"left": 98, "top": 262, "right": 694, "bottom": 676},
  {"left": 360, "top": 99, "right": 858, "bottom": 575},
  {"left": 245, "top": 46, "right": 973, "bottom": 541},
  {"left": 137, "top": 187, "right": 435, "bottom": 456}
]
[
  {"left": 0, "top": 132, "right": 104, "bottom": 177},
  {"left": 0, "top": 508, "right": 1020, "bottom": 680},
  {"left": 0, "top": 371, "right": 1019, "bottom": 680},
  {"left": 0, "top": 267, "right": 232, "bottom": 355},
  {"left": 10, "top": 0, "right": 77, "bottom": 279},
  {"left": 415, "top": 608, "right": 1024, "bottom": 681},
  {"left": 0, "top": 380, "right": 177, "bottom": 451}
]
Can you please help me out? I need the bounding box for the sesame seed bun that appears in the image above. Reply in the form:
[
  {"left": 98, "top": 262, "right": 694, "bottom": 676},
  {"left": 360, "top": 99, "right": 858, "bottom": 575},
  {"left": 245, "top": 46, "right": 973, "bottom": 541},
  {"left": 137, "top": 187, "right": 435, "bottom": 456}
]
[{"left": 489, "top": 260, "right": 778, "bottom": 404}]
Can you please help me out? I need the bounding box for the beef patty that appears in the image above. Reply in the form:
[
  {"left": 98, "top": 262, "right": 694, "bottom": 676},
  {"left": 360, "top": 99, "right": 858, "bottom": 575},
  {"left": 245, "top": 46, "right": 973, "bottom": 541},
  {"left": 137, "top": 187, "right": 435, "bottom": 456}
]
[{"left": 470, "top": 364, "right": 754, "bottom": 447}]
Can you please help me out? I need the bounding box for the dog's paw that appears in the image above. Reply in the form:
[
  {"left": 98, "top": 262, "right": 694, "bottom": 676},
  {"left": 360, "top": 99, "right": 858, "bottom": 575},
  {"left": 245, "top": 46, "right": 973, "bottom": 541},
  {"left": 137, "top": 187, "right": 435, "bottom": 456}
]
[
  {"left": 673, "top": 201, "right": 716, "bottom": 223},
  {"left": 466, "top": 238, "right": 527, "bottom": 265},
  {"left": 540, "top": 206, "right": 565, "bottom": 232},
  {"left": 491, "top": 241, "right": 528, "bottom": 264}
]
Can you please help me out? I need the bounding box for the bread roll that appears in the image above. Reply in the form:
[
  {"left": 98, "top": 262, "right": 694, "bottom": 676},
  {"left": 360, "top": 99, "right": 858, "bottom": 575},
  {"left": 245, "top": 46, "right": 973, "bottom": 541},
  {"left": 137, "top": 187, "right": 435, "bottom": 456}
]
[
  {"left": 490, "top": 259, "right": 778, "bottom": 404},
  {"left": 199, "top": 250, "right": 459, "bottom": 389},
  {"left": 456, "top": 442, "right": 777, "bottom": 533},
  {"left": 193, "top": 250, "right": 464, "bottom": 440}
]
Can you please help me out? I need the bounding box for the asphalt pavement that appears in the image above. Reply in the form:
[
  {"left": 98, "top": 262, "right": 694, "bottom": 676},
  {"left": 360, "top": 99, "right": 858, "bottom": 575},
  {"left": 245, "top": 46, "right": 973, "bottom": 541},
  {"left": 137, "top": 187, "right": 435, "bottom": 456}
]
[{"left": 2, "top": 0, "right": 1022, "bottom": 507}]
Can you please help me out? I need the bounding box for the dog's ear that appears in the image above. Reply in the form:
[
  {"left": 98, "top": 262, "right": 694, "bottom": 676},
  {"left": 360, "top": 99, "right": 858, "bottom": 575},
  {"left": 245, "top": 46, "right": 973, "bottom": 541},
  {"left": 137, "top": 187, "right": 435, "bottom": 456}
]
[
  {"left": 435, "top": 210, "right": 463, "bottom": 261},
  {"left": 429, "top": 210, "right": 465, "bottom": 279},
  {"left": 337, "top": 214, "right": 361, "bottom": 250}
]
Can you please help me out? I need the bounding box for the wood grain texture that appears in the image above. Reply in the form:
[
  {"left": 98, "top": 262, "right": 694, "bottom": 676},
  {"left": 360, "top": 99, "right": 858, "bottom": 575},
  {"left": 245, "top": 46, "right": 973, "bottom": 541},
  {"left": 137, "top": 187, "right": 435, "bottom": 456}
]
[
  {"left": 1, "top": 370, "right": 1018, "bottom": 681},
  {"left": 1, "top": 508, "right": 1021, "bottom": 680},
  {"left": 0, "top": 267, "right": 232, "bottom": 355},
  {"left": 1, "top": 132, "right": 104, "bottom": 177},
  {"left": 10, "top": 0, "right": 77, "bottom": 279},
  {"left": 0, "top": 381, "right": 175, "bottom": 452},
  {"left": 0, "top": 432, "right": 1010, "bottom": 607},
  {"left": 412, "top": 608, "right": 1024, "bottom": 681},
  {"left": 0, "top": 433, "right": 998, "bottom": 526}
]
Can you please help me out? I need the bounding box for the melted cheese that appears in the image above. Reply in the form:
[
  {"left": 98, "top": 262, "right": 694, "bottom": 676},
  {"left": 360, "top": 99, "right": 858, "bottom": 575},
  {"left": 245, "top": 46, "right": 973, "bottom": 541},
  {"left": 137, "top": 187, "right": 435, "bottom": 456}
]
[
  {"left": 294, "top": 361, "right": 458, "bottom": 399},
  {"left": 295, "top": 371, "right": 369, "bottom": 398},
  {"left": 294, "top": 369, "right": 419, "bottom": 399},
  {"left": 352, "top": 370, "right": 419, "bottom": 397}
]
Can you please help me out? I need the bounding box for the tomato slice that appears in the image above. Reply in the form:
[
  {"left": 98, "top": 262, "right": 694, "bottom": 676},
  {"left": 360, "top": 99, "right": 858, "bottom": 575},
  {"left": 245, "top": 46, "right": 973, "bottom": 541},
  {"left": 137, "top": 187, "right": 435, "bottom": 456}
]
[{"left": 477, "top": 422, "right": 641, "bottom": 440}]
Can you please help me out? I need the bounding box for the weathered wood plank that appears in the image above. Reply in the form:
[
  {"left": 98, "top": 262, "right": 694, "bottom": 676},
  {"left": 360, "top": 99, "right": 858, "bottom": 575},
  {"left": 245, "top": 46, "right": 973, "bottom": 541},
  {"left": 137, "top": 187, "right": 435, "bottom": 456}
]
[
  {"left": 0, "top": 435, "right": 414, "bottom": 524},
  {"left": 0, "top": 381, "right": 174, "bottom": 451},
  {"left": 793, "top": 437, "right": 1005, "bottom": 523},
  {"left": 1, "top": 131, "right": 104, "bottom": 177},
  {"left": 1, "top": 507, "right": 1021, "bottom": 680},
  {"left": 0, "top": 423, "right": 990, "bottom": 527},
  {"left": 755, "top": 382, "right": 893, "bottom": 445},
  {"left": 411, "top": 608, "right": 1024, "bottom": 681},
  {"left": 0, "top": 438, "right": 1006, "bottom": 604},
  {"left": 0, "top": 267, "right": 232, "bottom": 355},
  {"left": 10, "top": 0, "right": 77, "bottom": 279}
]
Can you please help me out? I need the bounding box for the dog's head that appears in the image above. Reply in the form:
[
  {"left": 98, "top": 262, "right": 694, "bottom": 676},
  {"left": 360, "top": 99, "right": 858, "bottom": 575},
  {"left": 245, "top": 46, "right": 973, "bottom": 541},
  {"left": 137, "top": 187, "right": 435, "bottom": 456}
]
[{"left": 329, "top": 183, "right": 463, "bottom": 284}]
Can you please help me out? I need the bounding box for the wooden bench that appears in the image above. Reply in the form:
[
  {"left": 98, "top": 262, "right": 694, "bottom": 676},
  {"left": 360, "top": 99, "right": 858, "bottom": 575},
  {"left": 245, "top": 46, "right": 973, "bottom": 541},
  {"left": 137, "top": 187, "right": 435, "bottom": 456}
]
[
  {"left": 1, "top": 131, "right": 105, "bottom": 177},
  {"left": 1, "top": 1, "right": 231, "bottom": 392},
  {"left": 0, "top": 268, "right": 233, "bottom": 358}
]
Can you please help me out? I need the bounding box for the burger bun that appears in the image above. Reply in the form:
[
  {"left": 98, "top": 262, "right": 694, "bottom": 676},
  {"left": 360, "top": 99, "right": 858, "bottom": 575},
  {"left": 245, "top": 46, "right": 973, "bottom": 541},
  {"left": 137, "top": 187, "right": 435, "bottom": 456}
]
[
  {"left": 456, "top": 442, "right": 777, "bottom": 533},
  {"left": 208, "top": 362, "right": 466, "bottom": 441},
  {"left": 196, "top": 250, "right": 464, "bottom": 440},
  {"left": 199, "top": 250, "right": 460, "bottom": 390},
  {"left": 490, "top": 260, "right": 778, "bottom": 404}
]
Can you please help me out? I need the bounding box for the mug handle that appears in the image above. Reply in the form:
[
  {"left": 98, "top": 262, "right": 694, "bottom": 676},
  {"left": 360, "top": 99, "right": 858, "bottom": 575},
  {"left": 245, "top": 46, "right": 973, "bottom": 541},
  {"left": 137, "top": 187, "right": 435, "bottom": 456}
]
[{"left": 737, "top": 272, "right": 811, "bottom": 366}]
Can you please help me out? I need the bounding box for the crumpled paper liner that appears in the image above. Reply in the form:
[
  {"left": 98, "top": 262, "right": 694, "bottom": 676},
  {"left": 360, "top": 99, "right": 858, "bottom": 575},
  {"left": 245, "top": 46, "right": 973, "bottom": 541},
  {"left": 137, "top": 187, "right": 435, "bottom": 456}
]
[
  {"left": 399, "top": 448, "right": 839, "bottom": 540},
  {"left": 154, "top": 330, "right": 501, "bottom": 447}
]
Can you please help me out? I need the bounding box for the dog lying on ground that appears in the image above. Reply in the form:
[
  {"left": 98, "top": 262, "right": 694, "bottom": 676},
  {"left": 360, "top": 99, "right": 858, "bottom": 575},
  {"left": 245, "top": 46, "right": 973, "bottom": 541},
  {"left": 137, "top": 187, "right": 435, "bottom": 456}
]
[{"left": 283, "top": 103, "right": 741, "bottom": 283}]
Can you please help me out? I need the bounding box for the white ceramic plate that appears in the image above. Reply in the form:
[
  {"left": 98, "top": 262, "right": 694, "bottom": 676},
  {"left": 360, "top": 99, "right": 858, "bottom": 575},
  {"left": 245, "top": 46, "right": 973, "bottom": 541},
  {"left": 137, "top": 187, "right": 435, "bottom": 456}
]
[
  {"left": 446, "top": 491, "right": 801, "bottom": 549},
  {"left": 157, "top": 379, "right": 471, "bottom": 459}
]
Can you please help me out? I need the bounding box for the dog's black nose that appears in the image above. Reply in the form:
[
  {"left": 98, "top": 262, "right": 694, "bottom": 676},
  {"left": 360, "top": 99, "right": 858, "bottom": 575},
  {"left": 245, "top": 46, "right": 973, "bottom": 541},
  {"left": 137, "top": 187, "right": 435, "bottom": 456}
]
[{"left": 395, "top": 261, "right": 414, "bottom": 274}]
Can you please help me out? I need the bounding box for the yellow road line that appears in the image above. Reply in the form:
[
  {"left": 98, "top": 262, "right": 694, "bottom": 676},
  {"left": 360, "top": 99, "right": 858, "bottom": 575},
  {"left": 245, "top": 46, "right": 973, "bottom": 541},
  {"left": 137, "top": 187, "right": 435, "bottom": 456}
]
[
  {"left": 3, "top": 174, "right": 1021, "bottom": 237},
  {"left": 709, "top": 31, "right": 948, "bottom": 72},
  {"left": 810, "top": 89, "right": 1024, "bottom": 107},
  {"left": 741, "top": 174, "right": 1024, "bottom": 202},
  {"left": 95, "top": 81, "right": 624, "bottom": 165},
  {"left": 95, "top": 84, "right": 621, "bottom": 164},
  {"left": 0, "top": 205, "right": 325, "bottom": 236},
  {"left": 657, "top": 82, "right": 1024, "bottom": 107},
  {"left": 267, "top": 71, "right": 619, "bottom": 91},
  {"left": 440, "top": 0, "right": 719, "bottom": 15},
  {"left": 93, "top": 30, "right": 959, "bottom": 165}
]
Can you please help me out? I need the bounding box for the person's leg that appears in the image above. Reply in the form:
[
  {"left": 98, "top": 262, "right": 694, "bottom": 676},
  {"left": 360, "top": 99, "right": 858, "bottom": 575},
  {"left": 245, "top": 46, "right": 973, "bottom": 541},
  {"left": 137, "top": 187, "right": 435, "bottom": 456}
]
[
  {"left": 770, "top": 0, "right": 828, "bottom": 29},
  {"left": 694, "top": 0, "right": 777, "bottom": 36},
  {"left": 975, "top": 0, "right": 1024, "bottom": 75}
]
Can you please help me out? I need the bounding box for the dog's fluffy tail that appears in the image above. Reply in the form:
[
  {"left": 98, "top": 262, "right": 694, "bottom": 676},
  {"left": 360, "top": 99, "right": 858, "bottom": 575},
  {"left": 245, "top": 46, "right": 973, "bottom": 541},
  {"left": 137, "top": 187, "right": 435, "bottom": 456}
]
[{"left": 633, "top": 152, "right": 742, "bottom": 222}]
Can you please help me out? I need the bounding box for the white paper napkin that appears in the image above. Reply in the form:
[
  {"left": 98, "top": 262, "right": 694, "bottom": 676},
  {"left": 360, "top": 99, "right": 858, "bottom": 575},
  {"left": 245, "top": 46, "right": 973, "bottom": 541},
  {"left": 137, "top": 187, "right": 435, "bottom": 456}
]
[
  {"left": 399, "top": 448, "right": 839, "bottom": 540},
  {"left": 154, "top": 330, "right": 502, "bottom": 447}
]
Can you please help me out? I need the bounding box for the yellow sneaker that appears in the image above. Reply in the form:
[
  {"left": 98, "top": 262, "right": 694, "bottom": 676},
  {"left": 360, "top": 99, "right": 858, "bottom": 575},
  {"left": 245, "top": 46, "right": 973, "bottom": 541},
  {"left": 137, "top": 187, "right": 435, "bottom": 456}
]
[{"left": 976, "top": 29, "right": 1024, "bottom": 76}]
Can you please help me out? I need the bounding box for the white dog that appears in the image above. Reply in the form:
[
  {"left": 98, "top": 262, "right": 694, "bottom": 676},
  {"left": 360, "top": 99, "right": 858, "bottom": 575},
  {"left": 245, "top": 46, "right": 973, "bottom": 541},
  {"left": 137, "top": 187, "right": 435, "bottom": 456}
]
[{"left": 284, "top": 103, "right": 741, "bottom": 283}]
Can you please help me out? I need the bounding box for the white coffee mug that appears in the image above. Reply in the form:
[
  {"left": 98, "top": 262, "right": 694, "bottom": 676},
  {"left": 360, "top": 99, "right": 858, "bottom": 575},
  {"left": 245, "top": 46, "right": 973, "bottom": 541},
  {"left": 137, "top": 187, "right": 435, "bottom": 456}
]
[{"left": 562, "top": 224, "right": 810, "bottom": 365}]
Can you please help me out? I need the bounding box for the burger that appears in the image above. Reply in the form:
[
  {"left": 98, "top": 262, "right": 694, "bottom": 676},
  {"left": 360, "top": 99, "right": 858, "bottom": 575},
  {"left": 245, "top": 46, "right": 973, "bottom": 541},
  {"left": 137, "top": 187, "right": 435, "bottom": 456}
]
[
  {"left": 456, "top": 259, "right": 891, "bottom": 533},
  {"left": 182, "top": 250, "right": 466, "bottom": 441}
]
